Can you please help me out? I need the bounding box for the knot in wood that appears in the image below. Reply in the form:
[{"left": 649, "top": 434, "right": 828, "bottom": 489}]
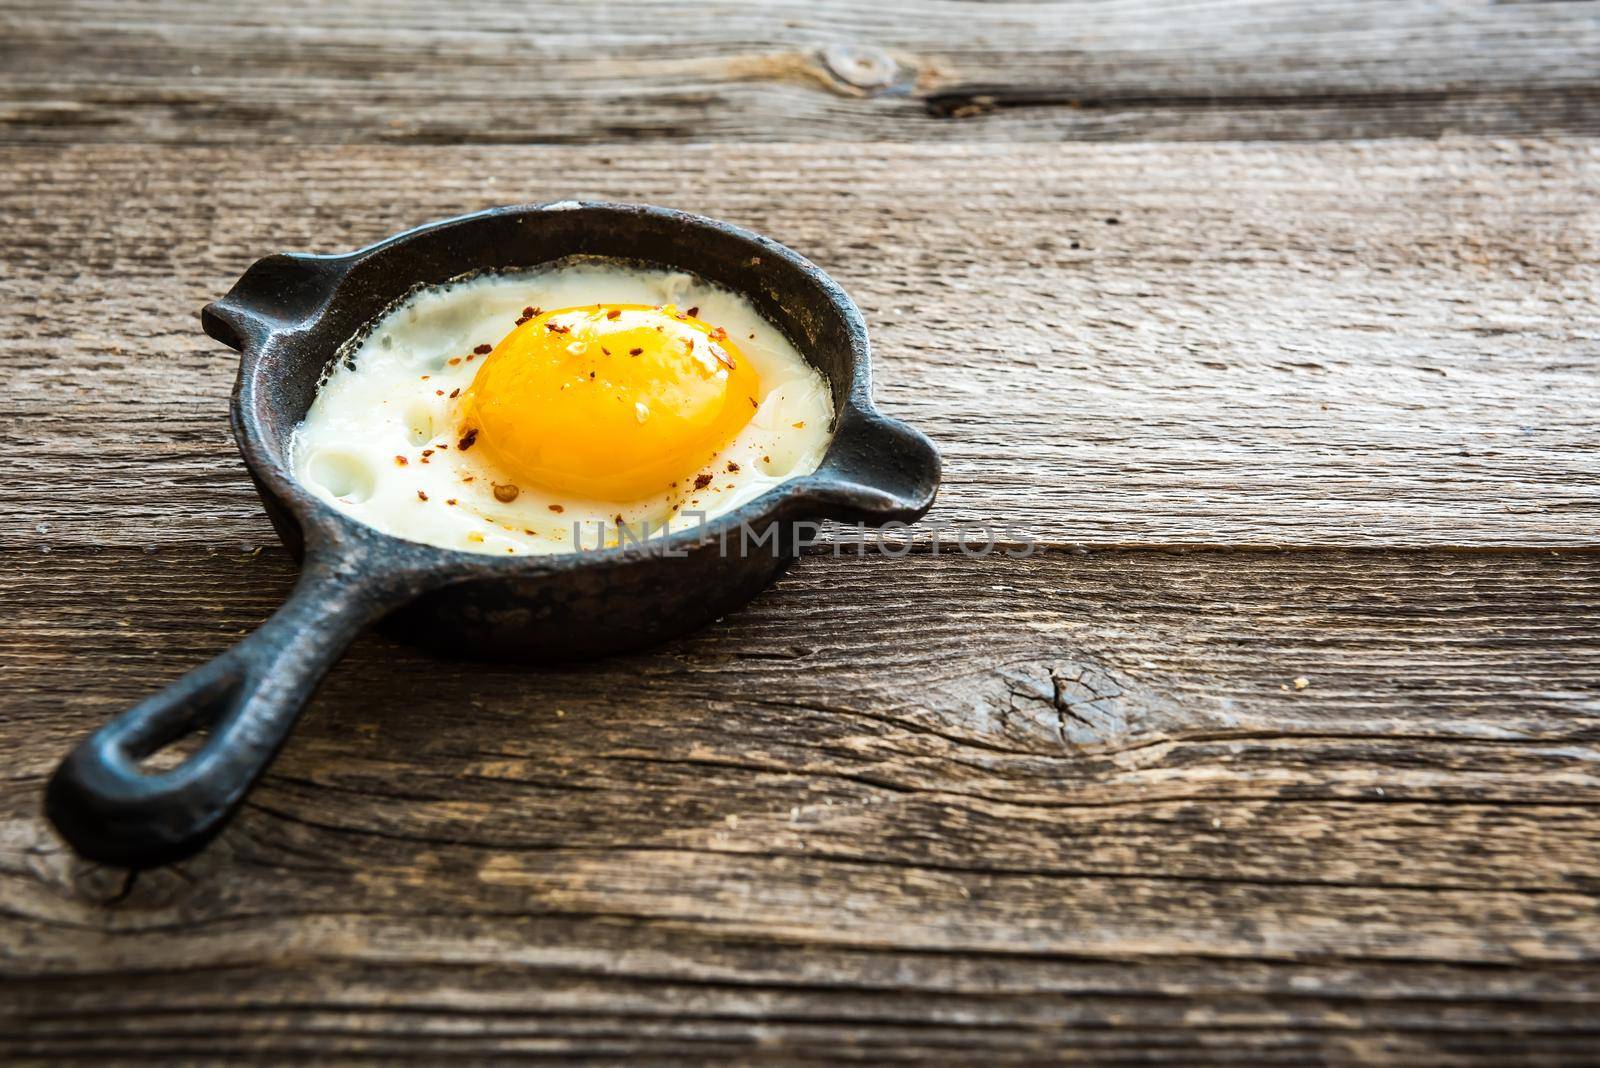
[{"left": 819, "top": 44, "right": 899, "bottom": 95}]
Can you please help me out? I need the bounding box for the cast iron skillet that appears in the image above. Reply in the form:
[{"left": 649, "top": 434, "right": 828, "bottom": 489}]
[{"left": 45, "top": 202, "right": 939, "bottom": 870}]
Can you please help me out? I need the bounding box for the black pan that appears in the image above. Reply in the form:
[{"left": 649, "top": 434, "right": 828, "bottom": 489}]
[{"left": 46, "top": 203, "right": 940, "bottom": 870}]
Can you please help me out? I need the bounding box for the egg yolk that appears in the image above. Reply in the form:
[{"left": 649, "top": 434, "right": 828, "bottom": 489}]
[{"left": 458, "top": 304, "right": 761, "bottom": 501}]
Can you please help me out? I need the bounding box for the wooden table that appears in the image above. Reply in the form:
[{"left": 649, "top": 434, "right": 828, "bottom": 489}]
[{"left": 3, "top": 2, "right": 1598, "bottom": 1063}]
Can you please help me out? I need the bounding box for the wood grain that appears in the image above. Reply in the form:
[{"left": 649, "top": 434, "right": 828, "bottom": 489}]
[
  {"left": 4, "top": 140, "right": 1598, "bottom": 552},
  {"left": 2, "top": 1, "right": 1599, "bottom": 144},
  {"left": 3, "top": 544, "right": 1600, "bottom": 1062},
  {"left": 4, "top": 6, "right": 1599, "bottom": 1056}
]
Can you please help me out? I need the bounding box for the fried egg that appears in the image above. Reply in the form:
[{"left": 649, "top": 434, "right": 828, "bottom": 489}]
[{"left": 291, "top": 261, "right": 834, "bottom": 556}]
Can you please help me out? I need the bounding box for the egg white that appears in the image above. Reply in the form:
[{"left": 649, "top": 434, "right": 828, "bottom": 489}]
[{"left": 291, "top": 260, "right": 835, "bottom": 556}]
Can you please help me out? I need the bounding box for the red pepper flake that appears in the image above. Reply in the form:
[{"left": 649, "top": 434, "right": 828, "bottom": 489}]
[
  {"left": 708, "top": 325, "right": 727, "bottom": 341},
  {"left": 448, "top": 357, "right": 461, "bottom": 365},
  {"left": 762, "top": 455, "right": 771, "bottom": 463},
  {"left": 446, "top": 498, "right": 457, "bottom": 506},
  {"left": 614, "top": 513, "right": 623, "bottom": 524},
  {"left": 458, "top": 427, "right": 479, "bottom": 451},
  {"left": 601, "top": 347, "right": 610, "bottom": 355},
  {"left": 686, "top": 305, "right": 700, "bottom": 318},
  {"left": 605, "top": 308, "right": 621, "bottom": 320},
  {"left": 449, "top": 388, "right": 460, "bottom": 398},
  {"left": 629, "top": 347, "right": 642, "bottom": 356},
  {"left": 792, "top": 421, "right": 806, "bottom": 428},
  {"left": 437, "top": 444, "right": 448, "bottom": 449},
  {"left": 395, "top": 455, "right": 409, "bottom": 466},
  {"left": 545, "top": 321, "right": 570, "bottom": 334},
  {"left": 474, "top": 344, "right": 492, "bottom": 355},
  {"left": 461, "top": 475, "right": 475, "bottom": 483},
  {"left": 748, "top": 332, "right": 756, "bottom": 339},
  {"left": 422, "top": 448, "right": 434, "bottom": 456},
  {"left": 710, "top": 344, "right": 736, "bottom": 370},
  {"left": 523, "top": 306, "right": 537, "bottom": 318},
  {"left": 693, "top": 473, "right": 713, "bottom": 490},
  {"left": 435, "top": 389, "right": 444, "bottom": 396},
  {"left": 417, "top": 490, "right": 428, "bottom": 501},
  {"left": 749, "top": 396, "right": 758, "bottom": 408},
  {"left": 548, "top": 503, "right": 564, "bottom": 514},
  {"left": 493, "top": 483, "right": 520, "bottom": 503},
  {"left": 589, "top": 371, "right": 596, "bottom": 379},
  {"left": 726, "top": 461, "right": 740, "bottom": 473},
  {"left": 514, "top": 316, "right": 529, "bottom": 326},
  {"left": 420, "top": 375, "right": 430, "bottom": 380}
]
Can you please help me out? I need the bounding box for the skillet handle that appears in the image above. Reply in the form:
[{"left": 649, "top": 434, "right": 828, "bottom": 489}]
[
  {"left": 804, "top": 405, "right": 941, "bottom": 525},
  {"left": 46, "top": 555, "right": 404, "bottom": 869},
  {"left": 200, "top": 252, "right": 349, "bottom": 351}
]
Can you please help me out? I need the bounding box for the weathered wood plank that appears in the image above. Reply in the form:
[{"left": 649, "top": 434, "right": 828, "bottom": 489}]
[
  {"left": 1, "top": 1, "right": 1598, "bottom": 144},
  {"left": 4, "top": 8, "right": 1598, "bottom": 1055},
  {"left": 3, "top": 139, "right": 1596, "bottom": 550},
  {"left": 3, "top": 545, "right": 1599, "bottom": 1060}
]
